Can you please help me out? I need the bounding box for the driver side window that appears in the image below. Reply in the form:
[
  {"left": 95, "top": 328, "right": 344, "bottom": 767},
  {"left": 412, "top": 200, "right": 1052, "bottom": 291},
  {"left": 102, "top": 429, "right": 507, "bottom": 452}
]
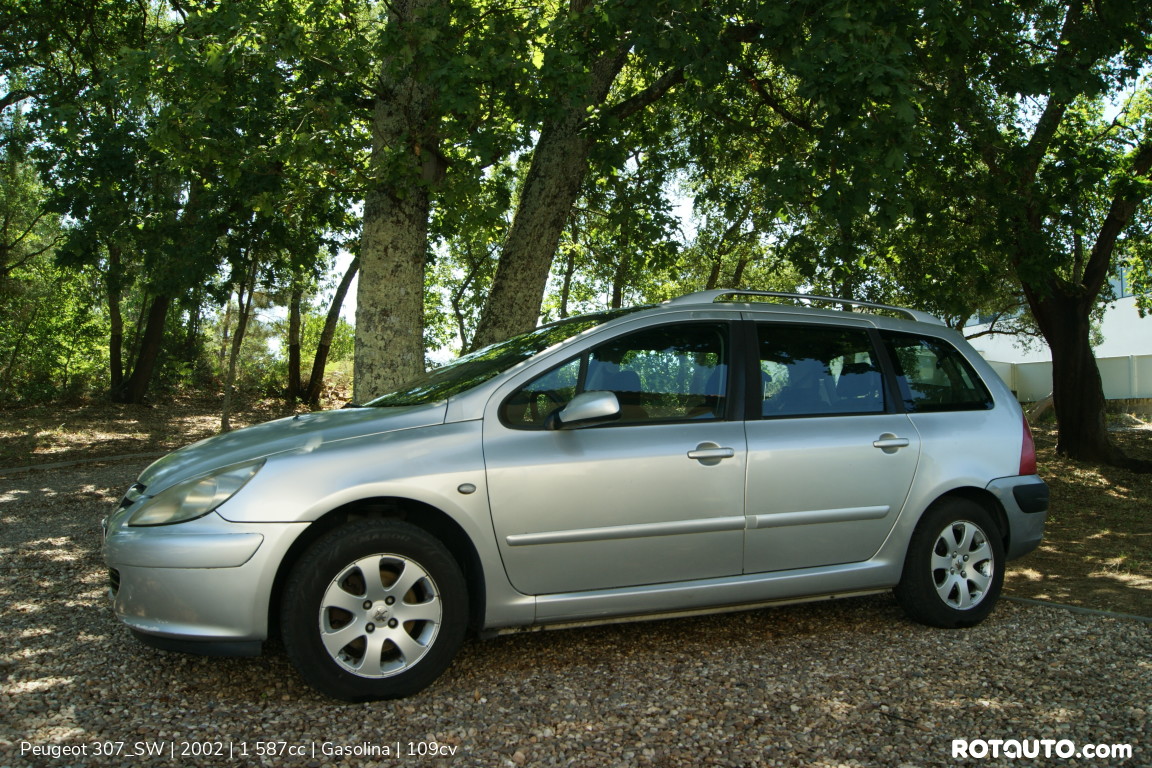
[
  {"left": 500, "top": 323, "right": 729, "bottom": 429},
  {"left": 500, "top": 358, "right": 581, "bottom": 428}
]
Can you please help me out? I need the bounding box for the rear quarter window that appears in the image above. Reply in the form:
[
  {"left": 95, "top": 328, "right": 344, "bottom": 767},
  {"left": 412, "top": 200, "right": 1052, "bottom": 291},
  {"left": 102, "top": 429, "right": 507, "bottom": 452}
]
[{"left": 881, "top": 332, "right": 994, "bottom": 412}]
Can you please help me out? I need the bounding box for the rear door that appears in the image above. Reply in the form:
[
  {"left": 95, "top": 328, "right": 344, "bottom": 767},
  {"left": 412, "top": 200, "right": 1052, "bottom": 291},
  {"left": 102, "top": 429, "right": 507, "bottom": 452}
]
[{"left": 743, "top": 320, "right": 920, "bottom": 573}]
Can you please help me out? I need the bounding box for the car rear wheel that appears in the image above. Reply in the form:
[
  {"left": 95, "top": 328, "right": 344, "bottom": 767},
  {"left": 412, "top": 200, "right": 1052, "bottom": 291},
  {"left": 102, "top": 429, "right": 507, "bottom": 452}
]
[
  {"left": 895, "top": 499, "right": 1004, "bottom": 628},
  {"left": 281, "top": 519, "right": 468, "bottom": 701}
]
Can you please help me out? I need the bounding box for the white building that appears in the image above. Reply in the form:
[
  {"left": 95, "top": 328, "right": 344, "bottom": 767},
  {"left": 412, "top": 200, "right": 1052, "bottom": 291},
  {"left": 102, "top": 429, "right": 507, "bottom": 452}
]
[{"left": 967, "top": 293, "right": 1152, "bottom": 404}]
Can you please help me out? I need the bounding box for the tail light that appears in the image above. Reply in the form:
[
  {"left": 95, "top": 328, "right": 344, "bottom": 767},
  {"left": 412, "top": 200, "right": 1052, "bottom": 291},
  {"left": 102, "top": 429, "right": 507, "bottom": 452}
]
[{"left": 1019, "top": 415, "right": 1037, "bottom": 476}]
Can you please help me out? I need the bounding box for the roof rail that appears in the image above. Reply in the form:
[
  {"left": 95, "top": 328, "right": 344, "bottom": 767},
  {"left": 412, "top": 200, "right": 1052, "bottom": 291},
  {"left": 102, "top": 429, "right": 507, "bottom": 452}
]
[{"left": 667, "top": 289, "right": 944, "bottom": 325}]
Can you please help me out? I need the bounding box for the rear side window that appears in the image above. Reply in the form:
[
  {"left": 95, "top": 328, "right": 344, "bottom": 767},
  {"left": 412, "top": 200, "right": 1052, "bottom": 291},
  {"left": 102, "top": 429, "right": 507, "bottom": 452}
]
[
  {"left": 758, "top": 324, "right": 886, "bottom": 418},
  {"left": 881, "top": 332, "right": 993, "bottom": 412}
]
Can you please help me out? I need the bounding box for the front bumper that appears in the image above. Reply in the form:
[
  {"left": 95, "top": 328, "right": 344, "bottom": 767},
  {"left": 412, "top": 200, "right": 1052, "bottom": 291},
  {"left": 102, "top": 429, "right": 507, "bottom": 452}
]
[
  {"left": 985, "top": 475, "right": 1049, "bottom": 560},
  {"left": 104, "top": 510, "right": 308, "bottom": 653}
]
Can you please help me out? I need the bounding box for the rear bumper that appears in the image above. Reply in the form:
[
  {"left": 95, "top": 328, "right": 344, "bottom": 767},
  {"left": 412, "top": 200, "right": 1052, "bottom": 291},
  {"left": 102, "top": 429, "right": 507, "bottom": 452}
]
[{"left": 986, "top": 475, "right": 1049, "bottom": 560}]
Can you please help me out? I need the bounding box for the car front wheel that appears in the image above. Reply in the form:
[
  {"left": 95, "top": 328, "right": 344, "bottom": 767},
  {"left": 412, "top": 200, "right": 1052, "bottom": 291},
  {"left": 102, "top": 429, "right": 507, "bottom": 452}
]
[
  {"left": 895, "top": 499, "right": 1004, "bottom": 628},
  {"left": 281, "top": 519, "right": 468, "bottom": 701}
]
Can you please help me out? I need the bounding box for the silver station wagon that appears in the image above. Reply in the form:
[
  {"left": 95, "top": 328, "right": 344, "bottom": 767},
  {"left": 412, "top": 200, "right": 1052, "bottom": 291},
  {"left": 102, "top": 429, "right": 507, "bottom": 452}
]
[{"left": 104, "top": 290, "right": 1048, "bottom": 701}]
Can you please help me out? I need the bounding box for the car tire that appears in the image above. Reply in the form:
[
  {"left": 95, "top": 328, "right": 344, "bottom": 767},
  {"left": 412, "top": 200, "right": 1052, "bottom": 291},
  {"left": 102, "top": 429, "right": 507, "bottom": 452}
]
[
  {"left": 894, "top": 499, "right": 1004, "bottom": 628},
  {"left": 280, "top": 518, "right": 468, "bottom": 701}
]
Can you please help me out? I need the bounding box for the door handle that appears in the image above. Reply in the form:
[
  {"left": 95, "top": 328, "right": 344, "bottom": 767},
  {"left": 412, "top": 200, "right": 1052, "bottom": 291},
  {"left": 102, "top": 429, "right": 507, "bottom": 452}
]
[
  {"left": 688, "top": 443, "right": 735, "bottom": 464},
  {"left": 873, "top": 434, "right": 910, "bottom": 453}
]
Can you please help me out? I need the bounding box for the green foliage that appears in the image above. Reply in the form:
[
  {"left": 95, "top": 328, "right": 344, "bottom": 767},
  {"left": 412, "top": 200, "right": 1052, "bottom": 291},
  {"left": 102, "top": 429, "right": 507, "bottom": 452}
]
[
  {"left": 0, "top": 257, "right": 108, "bottom": 402},
  {"left": 2, "top": 0, "right": 1148, "bottom": 463},
  {"left": 543, "top": 149, "right": 683, "bottom": 317},
  {"left": 0, "top": 111, "right": 105, "bottom": 402},
  {"left": 1, "top": 110, "right": 59, "bottom": 277},
  {"left": 303, "top": 312, "right": 355, "bottom": 365}
]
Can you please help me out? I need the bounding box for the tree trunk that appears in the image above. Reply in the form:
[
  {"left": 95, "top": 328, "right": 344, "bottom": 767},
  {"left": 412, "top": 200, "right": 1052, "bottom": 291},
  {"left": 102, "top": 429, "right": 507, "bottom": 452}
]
[
  {"left": 610, "top": 240, "right": 631, "bottom": 309},
  {"left": 1015, "top": 140, "right": 1152, "bottom": 471},
  {"left": 1027, "top": 394, "right": 1054, "bottom": 422},
  {"left": 287, "top": 283, "right": 303, "bottom": 402},
  {"left": 448, "top": 250, "right": 482, "bottom": 351},
  {"left": 469, "top": 12, "right": 688, "bottom": 348},
  {"left": 217, "top": 300, "right": 233, "bottom": 372},
  {"left": 731, "top": 254, "right": 751, "bottom": 287},
  {"left": 305, "top": 256, "right": 359, "bottom": 406},
  {"left": 704, "top": 254, "right": 723, "bottom": 291},
  {"left": 354, "top": 166, "right": 433, "bottom": 401},
  {"left": 106, "top": 242, "right": 124, "bottom": 397},
  {"left": 221, "top": 260, "right": 259, "bottom": 432},
  {"left": 1025, "top": 286, "right": 1151, "bottom": 471},
  {"left": 1032, "top": 293, "right": 1108, "bottom": 455},
  {"left": 180, "top": 289, "right": 204, "bottom": 367},
  {"left": 557, "top": 245, "right": 577, "bottom": 319},
  {"left": 353, "top": 0, "right": 445, "bottom": 402},
  {"left": 469, "top": 32, "right": 632, "bottom": 350},
  {"left": 470, "top": 121, "right": 601, "bottom": 348},
  {"left": 114, "top": 294, "right": 170, "bottom": 404}
]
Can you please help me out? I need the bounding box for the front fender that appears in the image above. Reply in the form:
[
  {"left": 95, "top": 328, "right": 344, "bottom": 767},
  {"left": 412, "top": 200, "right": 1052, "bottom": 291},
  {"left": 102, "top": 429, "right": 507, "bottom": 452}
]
[{"left": 215, "top": 419, "right": 535, "bottom": 628}]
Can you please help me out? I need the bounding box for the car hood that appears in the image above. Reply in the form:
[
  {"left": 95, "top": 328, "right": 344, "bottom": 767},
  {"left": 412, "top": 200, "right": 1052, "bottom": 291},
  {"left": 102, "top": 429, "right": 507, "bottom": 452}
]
[{"left": 137, "top": 403, "right": 448, "bottom": 494}]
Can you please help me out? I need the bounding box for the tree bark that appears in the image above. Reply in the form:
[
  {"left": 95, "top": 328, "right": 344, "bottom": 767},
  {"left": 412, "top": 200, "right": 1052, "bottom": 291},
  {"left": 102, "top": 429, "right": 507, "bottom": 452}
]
[
  {"left": 468, "top": 24, "right": 637, "bottom": 350},
  {"left": 113, "top": 294, "right": 170, "bottom": 404},
  {"left": 704, "top": 254, "right": 723, "bottom": 291},
  {"left": 557, "top": 244, "right": 577, "bottom": 319},
  {"left": 221, "top": 259, "right": 259, "bottom": 432},
  {"left": 287, "top": 283, "right": 303, "bottom": 402},
  {"left": 1016, "top": 139, "right": 1152, "bottom": 471},
  {"left": 106, "top": 242, "right": 124, "bottom": 397},
  {"left": 1026, "top": 289, "right": 1106, "bottom": 450},
  {"left": 180, "top": 287, "right": 205, "bottom": 369},
  {"left": 469, "top": 114, "right": 608, "bottom": 349},
  {"left": 354, "top": 153, "right": 433, "bottom": 401},
  {"left": 731, "top": 254, "right": 751, "bottom": 287},
  {"left": 1023, "top": 282, "right": 1151, "bottom": 472},
  {"left": 304, "top": 255, "right": 359, "bottom": 406},
  {"left": 109, "top": 178, "right": 210, "bottom": 404},
  {"left": 448, "top": 250, "right": 484, "bottom": 350},
  {"left": 477, "top": 62, "right": 692, "bottom": 345},
  {"left": 217, "top": 299, "right": 233, "bottom": 372},
  {"left": 353, "top": 0, "right": 444, "bottom": 401},
  {"left": 957, "top": 0, "right": 1152, "bottom": 471},
  {"left": 610, "top": 236, "right": 632, "bottom": 309}
]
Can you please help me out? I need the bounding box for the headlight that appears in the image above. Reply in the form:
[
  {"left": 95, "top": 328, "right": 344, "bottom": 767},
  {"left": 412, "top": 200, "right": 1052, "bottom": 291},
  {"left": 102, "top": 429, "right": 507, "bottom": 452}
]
[{"left": 128, "top": 460, "right": 265, "bottom": 527}]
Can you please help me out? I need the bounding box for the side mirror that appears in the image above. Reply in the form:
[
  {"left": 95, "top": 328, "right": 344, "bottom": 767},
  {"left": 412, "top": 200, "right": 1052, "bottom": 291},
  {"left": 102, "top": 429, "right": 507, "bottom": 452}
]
[{"left": 545, "top": 390, "right": 621, "bottom": 430}]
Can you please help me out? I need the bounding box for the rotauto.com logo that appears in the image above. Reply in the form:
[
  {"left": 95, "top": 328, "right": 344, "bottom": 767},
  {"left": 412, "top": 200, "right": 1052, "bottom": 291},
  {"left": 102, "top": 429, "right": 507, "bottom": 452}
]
[{"left": 952, "top": 739, "right": 1134, "bottom": 761}]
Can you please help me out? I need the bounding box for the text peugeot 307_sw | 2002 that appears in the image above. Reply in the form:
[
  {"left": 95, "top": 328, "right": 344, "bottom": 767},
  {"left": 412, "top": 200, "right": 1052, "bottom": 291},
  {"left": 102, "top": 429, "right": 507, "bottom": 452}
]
[{"left": 104, "top": 290, "right": 1048, "bottom": 701}]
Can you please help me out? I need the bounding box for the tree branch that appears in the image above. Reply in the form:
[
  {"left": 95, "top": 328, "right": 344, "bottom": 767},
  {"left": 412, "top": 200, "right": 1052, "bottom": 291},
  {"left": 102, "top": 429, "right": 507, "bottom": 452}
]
[
  {"left": 0, "top": 89, "right": 32, "bottom": 113},
  {"left": 600, "top": 67, "right": 686, "bottom": 125},
  {"left": 1019, "top": 2, "right": 1087, "bottom": 182},
  {"left": 737, "top": 63, "right": 814, "bottom": 133},
  {"left": 1082, "top": 139, "right": 1152, "bottom": 297}
]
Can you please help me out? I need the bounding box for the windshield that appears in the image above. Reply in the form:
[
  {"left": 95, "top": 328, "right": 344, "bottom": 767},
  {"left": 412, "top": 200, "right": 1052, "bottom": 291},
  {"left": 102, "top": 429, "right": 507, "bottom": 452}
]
[{"left": 364, "top": 306, "right": 648, "bottom": 407}]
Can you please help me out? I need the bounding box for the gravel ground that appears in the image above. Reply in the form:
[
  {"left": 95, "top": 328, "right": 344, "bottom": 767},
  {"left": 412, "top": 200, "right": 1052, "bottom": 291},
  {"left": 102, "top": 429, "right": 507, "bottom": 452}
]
[{"left": 1, "top": 459, "right": 1149, "bottom": 768}]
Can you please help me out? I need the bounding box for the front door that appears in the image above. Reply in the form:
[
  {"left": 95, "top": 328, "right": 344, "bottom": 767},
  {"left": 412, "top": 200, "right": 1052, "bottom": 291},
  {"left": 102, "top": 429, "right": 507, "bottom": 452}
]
[{"left": 484, "top": 321, "right": 747, "bottom": 595}]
